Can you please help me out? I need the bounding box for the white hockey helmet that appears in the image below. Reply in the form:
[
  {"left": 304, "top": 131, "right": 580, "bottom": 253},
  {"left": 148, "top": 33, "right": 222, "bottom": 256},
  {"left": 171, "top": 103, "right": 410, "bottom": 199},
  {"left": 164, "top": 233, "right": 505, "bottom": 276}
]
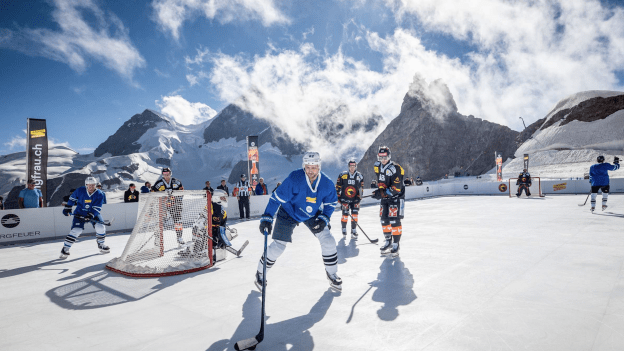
[
  {"left": 302, "top": 152, "right": 322, "bottom": 171},
  {"left": 212, "top": 189, "right": 228, "bottom": 206},
  {"left": 85, "top": 177, "right": 98, "bottom": 187},
  {"left": 377, "top": 146, "right": 391, "bottom": 161},
  {"left": 348, "top": 158, "right": 357, "bottom": 168}
]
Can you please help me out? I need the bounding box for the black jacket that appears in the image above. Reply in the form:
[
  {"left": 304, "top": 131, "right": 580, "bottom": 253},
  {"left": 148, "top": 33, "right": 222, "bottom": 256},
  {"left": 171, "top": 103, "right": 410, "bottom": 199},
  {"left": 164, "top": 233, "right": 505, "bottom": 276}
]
[{"left": 124, "top": 189, "right": 139, "bottom": 203}]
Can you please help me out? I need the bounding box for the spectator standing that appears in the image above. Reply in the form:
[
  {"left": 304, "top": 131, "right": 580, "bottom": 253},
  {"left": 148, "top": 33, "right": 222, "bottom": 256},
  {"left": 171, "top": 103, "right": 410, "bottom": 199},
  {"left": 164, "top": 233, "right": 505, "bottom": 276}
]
[
  {"left": 96, "top": 183, "right": 107, "bottom": 204},
  {"left": 124, "top": 183, "right": 139, "bottom": 203},
  {"left": 415, "top": 176, "right": 423, "bottom": 186},
  {"left": 255, "top": 177, "right": 268, "bottom": 195},
  {"left": 140, "top": 182, "right": 151, "bottom": 193},
  {"left": 370, "top": 180, "right": 377, "bottom": 189},
  {"left": 19, "top": 179, "right": 43, "bottom": 208},
  {"left": 272, "top": 182, "right": 281, "bottom": 193},
  {"left": 203, "top": 181, "right": 214, "bottom": 194},
  {"left": 217, "top": 179, "right": 229, "bottom": 196},
  {"left": 234, "top": 174, "right": 252, "bottom": 219},
  {"left": 403, "top": 177, "right": 412, "bottom": 186}
]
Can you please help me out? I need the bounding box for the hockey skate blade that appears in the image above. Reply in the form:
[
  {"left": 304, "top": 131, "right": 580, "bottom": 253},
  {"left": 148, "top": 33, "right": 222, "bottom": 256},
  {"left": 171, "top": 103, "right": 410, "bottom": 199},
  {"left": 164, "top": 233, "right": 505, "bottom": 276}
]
[{"left": 234, "top": 337, "right": 259, "bottom": 350}]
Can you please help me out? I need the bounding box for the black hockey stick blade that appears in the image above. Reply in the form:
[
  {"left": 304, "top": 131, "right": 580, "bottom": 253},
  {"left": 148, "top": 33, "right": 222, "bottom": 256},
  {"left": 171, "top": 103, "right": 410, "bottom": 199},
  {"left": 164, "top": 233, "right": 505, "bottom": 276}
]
[
  {"left": 578, "top": 193, "right": 591, "bottom": 206},
  {"left": 349, "top": 214, "right": 378, "bottom": 244},
  {"left": 234, "top": 336, "right": 261, "bottom": 350}
]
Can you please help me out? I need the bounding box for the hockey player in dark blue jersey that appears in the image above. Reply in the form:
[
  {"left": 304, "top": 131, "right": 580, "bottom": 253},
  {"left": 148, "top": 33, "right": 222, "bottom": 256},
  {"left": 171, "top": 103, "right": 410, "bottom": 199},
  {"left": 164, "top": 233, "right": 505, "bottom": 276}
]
[
  {"left": 255, "top": 152, "right": 342, "bottom": 291},
  {"left": 589, "top": 155, "right": 620, "bottom": 213},
  {"left": 59, "top": 177, "right": 109, "bottom": 259}
]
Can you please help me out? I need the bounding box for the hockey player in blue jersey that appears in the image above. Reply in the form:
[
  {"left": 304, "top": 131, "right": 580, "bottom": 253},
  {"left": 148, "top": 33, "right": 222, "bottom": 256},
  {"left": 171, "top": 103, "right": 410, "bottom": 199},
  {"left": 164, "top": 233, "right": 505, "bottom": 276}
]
[
  {"left": 256, "top": 152, "right": 342, "bottom": 291},
  {"left": 59, "top": 177, "right": 109, "bottom": 259},
  {"left": 589, "top": 155, "right": 620, "bottom": 213}
]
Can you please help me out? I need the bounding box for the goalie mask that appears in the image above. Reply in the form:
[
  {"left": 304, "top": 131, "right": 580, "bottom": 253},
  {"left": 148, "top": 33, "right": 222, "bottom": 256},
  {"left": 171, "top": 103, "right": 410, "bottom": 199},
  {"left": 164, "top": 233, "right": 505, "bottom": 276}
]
[{"left": 212, "top": 189, "right": 228, "bottom": 206}]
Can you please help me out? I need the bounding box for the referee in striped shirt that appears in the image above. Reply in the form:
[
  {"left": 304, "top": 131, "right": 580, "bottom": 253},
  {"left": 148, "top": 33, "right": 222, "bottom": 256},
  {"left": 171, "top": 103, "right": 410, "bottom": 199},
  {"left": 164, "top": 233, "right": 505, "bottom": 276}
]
[{"left": 236, "top": 174, "right": 252, "bottom": 219}]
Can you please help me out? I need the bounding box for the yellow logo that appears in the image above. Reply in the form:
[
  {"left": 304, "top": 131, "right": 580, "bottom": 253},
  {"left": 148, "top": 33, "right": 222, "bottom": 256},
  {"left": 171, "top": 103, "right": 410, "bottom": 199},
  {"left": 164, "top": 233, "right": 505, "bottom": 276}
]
[
  {"left": 159, "top": 186, "right": 165, "bottom": 191},
  {"left": 341, "top": 174, "right": 348, "bottom": 179},
  {"left": 30, "top": 129, "right": 46, "bottom": 138},
  {"left": 85, "top": 199, "right": 92, "bottom": 203},
  {"left": 553, "top": 183, "right": 567, "bottom": 191},
  {"left": 374, "top": 166, "right": 379, "bottom": 173},
  {"left": 306, "top": 197, "right": 316, "bottom": 203}
]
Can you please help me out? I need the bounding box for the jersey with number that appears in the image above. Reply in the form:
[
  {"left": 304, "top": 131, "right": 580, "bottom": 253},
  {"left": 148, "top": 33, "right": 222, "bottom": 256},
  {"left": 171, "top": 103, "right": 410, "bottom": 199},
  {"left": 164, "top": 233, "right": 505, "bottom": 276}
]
[
  {"left": 336, "top": 170, "right": 364, "bottom": 203},
  {"left": 264, "top": 169, "right": 338, "bottom": 222},
  {"left": 374, "top": 161, "right": 405, "bottom": 199},
  {"left": 516, "top": 172, "right": 532, "bottom": 185},
  {"left": 67, "top": 186, "right": 105, "bottom": 216},
  {"left": 152, "top": 177, "right": 184, "bottom": 192}
]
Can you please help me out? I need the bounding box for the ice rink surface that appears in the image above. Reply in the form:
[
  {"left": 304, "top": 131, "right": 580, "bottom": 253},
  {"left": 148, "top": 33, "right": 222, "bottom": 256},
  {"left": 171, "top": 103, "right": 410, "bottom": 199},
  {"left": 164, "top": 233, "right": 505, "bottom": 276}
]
[{"left": 1, "top": 194, "right": 624, "bottom": 351}]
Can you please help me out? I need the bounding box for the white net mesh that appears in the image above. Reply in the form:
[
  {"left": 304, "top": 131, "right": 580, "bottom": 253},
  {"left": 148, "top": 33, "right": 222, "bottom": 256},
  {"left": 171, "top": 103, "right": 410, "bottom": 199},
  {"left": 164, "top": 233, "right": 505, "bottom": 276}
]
[{"left": 107, "top": 190, "right": 212, "bottom": 277}]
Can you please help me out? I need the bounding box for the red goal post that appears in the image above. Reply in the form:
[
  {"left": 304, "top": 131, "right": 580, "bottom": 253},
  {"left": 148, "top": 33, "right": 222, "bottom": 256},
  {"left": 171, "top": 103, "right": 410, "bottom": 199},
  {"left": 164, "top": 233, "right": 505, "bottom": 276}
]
[{"left": 508, "top": 177, "right": 545, "bottom": 197}]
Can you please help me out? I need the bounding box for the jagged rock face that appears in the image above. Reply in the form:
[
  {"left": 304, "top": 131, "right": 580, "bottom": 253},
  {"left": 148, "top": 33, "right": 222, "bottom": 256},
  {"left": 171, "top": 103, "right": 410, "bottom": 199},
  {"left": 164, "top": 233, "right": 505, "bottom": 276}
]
[
  {"left": 540, "top": 94, "right": 624, "bottom": 130},
  {"left": 94, "top": 110, "right": 168, "bottom": 157},
  {"left": 358, "top": 79, "right": 519, "bottom": 182}
]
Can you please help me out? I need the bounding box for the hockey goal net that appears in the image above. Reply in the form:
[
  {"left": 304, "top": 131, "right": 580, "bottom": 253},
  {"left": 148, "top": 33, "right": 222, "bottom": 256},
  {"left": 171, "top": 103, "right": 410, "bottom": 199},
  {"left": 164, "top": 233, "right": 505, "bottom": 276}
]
[
  {"left": 508, "top": 177, "right": 545, "bottom": 197},
  {"left": 106, "top": 190, "right": 213, "bottom": 277}
]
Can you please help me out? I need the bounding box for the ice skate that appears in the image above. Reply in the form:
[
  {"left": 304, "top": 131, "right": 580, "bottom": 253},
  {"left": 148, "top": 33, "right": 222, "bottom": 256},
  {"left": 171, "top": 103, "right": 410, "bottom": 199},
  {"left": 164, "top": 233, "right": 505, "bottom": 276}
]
[
  {"left": 326, "top": 271, "right": 342, "bottom": 292},
  {"left": 591, "top": 207, "right": 595, "bottom": 213},
  {"left": 97, "top": 242, "right": 110, "bottom": 254},
  {"left": 390, "top": 243, "right": 400, "bottom": 257},
  {"left": 602, "top": 205, "right": 608, "bottom": 211},
  {"left": 254, "top": 271, "right": 267, "bottom": 292},
  {"left": 342, "top": 227, "right": 347, "bottom": 236},
  {"left": 59, "top": 247, "right": 70, "bottom": 259},
  {"left": 351, "top": 229, "right": 358, "bottom": 240},
  {"left": 380, "top": 237, "right": 392, "bottom": 255}
]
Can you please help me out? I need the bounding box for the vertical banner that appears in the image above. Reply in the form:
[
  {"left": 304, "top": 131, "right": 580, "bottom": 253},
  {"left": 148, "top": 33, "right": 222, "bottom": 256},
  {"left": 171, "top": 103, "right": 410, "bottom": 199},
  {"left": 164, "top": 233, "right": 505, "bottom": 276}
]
[
  {"left": 496, "top": 153, "right": 503, "bottom": 182},
  {"left": 26, "top": 118, "right": 48, "bottom": 206},
  {"left": 247, "top": 136, "right": 260, "bottom": 187},
  {"left": 523, "top": 154, "right": 529, "bottom": 170}
]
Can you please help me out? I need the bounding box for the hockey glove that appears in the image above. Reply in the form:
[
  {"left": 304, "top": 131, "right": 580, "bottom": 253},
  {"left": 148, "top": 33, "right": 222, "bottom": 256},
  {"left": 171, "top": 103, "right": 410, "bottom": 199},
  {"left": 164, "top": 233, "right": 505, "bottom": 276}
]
[
  {"left": 372, "top": 189, "right": 382, "bottom": 200},
  {"left": 310, "top": 214, "right": 329, "bottom": 234},
  {"left": 259, "top": 214, "right": 273, "bottom": 235},
  {"left": 62, "top": 206, "right": 72, "bottom": 217},
  {"left": 85, "top": 213, "right": 96, "bottom": 222},
  {"left": 615, "top": 157, "right": 620, "bottom": 164}
]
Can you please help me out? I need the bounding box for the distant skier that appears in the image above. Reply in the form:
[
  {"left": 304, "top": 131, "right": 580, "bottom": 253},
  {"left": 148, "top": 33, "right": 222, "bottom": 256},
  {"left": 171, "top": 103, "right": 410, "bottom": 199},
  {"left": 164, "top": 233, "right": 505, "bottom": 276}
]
[
  {"left": 516, "top": 169, "right": 532, "bottom": 197},
  {"left": 255, "top": 152, "right": 341, "bottom": 291},
  {"left": 589, "top": 155, "right": 620, "bottom": 212},
  {"left": 372, "top": 146, "right": 405, "bottom": 257}
]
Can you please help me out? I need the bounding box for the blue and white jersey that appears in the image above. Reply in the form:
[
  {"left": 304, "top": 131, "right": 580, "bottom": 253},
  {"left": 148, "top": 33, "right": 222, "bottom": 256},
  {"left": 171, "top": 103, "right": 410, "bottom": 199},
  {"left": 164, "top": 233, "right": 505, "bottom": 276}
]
[
  {"left": 67, "top": 186, "right": 105, "bottom": 216},
  {"left": 264, "top": 169, "right": 338, "bottom": 222},
  {"left": 589, "top": 162, "right": 620, "bottom": 186}
]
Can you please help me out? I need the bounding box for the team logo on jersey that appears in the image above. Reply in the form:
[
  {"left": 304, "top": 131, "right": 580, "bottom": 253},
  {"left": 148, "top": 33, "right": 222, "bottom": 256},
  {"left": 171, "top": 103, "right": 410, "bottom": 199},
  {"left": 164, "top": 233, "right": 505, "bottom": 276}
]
[
  {"left": 306, "top": 206, "right": 313, "bottom": 213},
  {"left": 345, "top": 186, "right": 357, "bottom": 198},
  {"left": 85, "top": 199, "right": 91, "bottom": 203},
  {"left": 306, "top": 197, "right": 316, "bottom": 203},
  {"left": 159, "top": 186, "right": 165, "bottom": 191},
  {"left": 341, "top": 174, "right": 348, "bottom": 179},
  {"left": 394, "top": 178, "right": 400, "bottom": 183},
  {"left": 374, "top": 166, "right": 379, "bottom": 173}
]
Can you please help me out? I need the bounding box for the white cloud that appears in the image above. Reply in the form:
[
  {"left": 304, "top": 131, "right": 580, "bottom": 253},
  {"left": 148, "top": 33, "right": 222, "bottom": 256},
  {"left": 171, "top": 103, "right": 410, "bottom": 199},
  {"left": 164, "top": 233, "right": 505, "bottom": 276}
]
[
  {"left": 152, "top": 0, "right": 290, "bottom": 40},
  {"left": 156, "top": 95, "right": 218, "bottom": 125},
  {"left": 381, "top": 0, "right": 624, "bottom": 129},
  {"left": 3, "top": 131, "right": 76, "bottom": 153},
  {"left": 0, "top": 0, "right": 145, "bottom": 83}
]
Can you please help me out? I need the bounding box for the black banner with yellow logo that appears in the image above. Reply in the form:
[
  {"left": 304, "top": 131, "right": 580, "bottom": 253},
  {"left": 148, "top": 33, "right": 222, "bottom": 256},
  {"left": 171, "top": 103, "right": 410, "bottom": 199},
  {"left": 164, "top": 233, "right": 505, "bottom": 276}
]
[
  {"left": 247, "top": 136, "right": 260, "bottom": 187},
  {"left": 523, "top": 154, "right": 529, "bottom": 171},
  {"left": 26, "top": 118, "right": 48, "bottom": 206}
]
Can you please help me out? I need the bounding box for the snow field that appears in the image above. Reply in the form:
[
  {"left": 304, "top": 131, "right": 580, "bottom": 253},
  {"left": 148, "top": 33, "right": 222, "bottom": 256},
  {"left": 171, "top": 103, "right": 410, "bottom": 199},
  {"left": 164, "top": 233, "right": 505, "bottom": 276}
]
[{"left": 0, "top": 195, "right": 623, "bottom": 350}]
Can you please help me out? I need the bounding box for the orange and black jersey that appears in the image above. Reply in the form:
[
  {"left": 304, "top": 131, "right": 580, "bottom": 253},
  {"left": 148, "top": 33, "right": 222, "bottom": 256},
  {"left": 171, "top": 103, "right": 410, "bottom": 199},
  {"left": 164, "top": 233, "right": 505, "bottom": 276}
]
[
  {"left": 336, "top": 170, "right": 364, "bottom": 203},
  {"left": 210, "top": 202, "right": 227, "bottom": 234},
  {"left": 374, "top": 160, "right": 405, "bottom": 199},
  {"left": 516, "top": 172, "right": 532, "bottom": 186}
]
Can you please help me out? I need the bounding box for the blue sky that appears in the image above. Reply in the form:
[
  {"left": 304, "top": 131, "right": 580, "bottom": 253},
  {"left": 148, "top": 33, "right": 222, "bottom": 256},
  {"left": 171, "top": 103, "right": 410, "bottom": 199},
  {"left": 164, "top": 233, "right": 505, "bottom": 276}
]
[{"left": 2, "top": 0, "right": 624, "bottom": 156}]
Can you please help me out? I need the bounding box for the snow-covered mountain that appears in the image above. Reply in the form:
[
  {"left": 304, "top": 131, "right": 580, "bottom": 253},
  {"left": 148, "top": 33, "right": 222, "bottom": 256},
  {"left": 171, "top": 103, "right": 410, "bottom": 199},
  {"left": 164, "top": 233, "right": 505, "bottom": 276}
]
[{"left": 500, "top": 91, "right": 624, "bottom": 179}]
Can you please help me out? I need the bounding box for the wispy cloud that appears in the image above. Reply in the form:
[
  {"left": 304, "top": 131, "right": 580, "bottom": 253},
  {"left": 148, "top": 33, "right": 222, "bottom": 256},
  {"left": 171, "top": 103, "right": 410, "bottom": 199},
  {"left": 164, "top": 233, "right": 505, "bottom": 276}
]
[
  {"left": 156, "top": 95, "right": 217, "bottom": 125},
  {"left": 3, "top": 131, "right": 80, "bottom": 154},
  {"left": 0, "top": 0, "right": 145, "bottom": 83},
  {"left": 152, "top": 0, "right": 291, "bottom": 41},
  {"left": 154, "top": 68, "right": 171, "bottom": 78}
]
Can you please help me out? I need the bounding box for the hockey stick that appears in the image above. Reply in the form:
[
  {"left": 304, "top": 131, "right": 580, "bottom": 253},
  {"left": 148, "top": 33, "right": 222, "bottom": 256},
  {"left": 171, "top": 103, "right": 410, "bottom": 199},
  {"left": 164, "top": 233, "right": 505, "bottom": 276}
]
[
  {"left": 74, "top": 214, "right": 115, "bottom": 226},
  {"left": 235, "top": 229, "right": 268, "bottom": 351},
  {"left": 578, "top": 193, "right": 591, "bottom": 206},
  {"left": 348, "top": 213, "right": 379, "bottom": 244},
  {"left": 225, "top": 240, "right": 249, "bottom": 257}
]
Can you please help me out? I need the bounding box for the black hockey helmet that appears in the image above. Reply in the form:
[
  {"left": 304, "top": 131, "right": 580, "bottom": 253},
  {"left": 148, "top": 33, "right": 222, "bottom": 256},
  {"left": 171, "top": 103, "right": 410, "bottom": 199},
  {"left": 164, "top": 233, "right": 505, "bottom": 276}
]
[
  {"left": 597, "top": 155, "right": 605, "bottom": 163},
  {"left": 377, "top": 146, "right": 391, "bottom": 161}
]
